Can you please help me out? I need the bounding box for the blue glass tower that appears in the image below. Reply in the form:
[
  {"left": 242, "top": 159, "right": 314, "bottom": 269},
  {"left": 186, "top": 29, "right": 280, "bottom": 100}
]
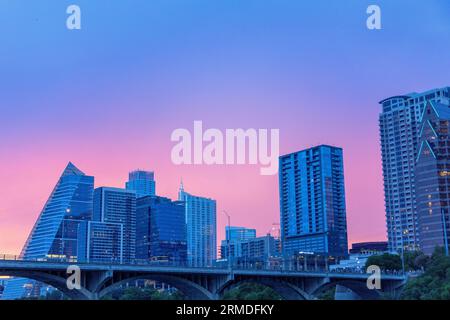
[
  {"left": 178, "top": 182, "right": 217, "bottom": 267},
  {"left": 220, "top": 226, "right": 256, "bottom": 260},
  {"left": 78, "top": 187, "right": 136, "bottom": 263},
  {"left": 136, "top": 196, "right": 187, "bottom": 264},
  {"left": 279, "top": 145, "right": 348, "bottom": 258},
  {"left": 379, "top": 87, "right": 450, "bottom": 252},
  {"left": 415, "top": 100, "right": 450, "bottom": 255},
  {"left": 126, "top": 170, "right": 156, "bottom": 197},
  {"left": 2, "top": 162, "right": 94, "bottom": 299}
]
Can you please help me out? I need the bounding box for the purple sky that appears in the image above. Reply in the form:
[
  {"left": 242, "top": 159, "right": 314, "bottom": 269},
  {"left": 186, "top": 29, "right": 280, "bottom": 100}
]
[{"left": 1, "top": 0, "right": 450, "bottom": 254}]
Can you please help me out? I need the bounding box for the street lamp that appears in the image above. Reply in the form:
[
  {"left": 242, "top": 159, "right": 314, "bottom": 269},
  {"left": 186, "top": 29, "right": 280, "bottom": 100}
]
[{"left": 223, "top": 210, "right": 231, "bottom": 269}]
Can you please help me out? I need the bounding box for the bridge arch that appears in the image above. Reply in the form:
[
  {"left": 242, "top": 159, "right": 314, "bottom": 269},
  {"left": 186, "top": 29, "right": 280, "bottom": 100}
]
[
  {"left": 97, "top": 274, "right": 215, "bottom": 300},
  {"left": 312, "top": 279, "right": 381, "bottom": 300},
  {"left": 218, "top": 278, "right": 311, "bottom": 300},
  {"left": 0, "top": 271, "right": 92, "bottom": 300}
]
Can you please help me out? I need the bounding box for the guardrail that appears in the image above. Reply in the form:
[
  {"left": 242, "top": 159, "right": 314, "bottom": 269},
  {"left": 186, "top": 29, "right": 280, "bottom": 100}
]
[{"left": 0, "top": 254, "right": 408, "bottom": 277}]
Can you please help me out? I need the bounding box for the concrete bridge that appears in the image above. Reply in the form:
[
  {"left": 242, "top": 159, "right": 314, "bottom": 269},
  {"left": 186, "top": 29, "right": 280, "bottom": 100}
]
[{"left": 0, "top": 259, "right": 406, "bottom": 300}]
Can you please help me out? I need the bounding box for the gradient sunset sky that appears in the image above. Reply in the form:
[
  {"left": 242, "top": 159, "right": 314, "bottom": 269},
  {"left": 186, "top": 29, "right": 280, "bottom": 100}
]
[{"left": 1, "top": 0, "right": 450, "bottom": 254}]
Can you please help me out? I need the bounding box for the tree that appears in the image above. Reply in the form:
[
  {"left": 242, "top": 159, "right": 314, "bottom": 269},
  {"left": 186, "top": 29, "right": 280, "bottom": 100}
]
[
  {"left": 365, "top": 253, "right": 402, "bottom": 271},
  {"left": 401, "top": 247, "right": 450, "bottom": 300},
  {"left": 317, "top": 286, "right": 335, "bottom": 300},
  {"left": 102, "top": 286, "right": 184, "bottom": 300},
  {"left": 222, "top": 283, "right": 281, "bottom": 300}
]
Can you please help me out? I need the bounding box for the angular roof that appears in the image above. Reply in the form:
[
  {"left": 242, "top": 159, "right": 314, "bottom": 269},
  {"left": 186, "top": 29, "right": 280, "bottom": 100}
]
[
  {"left": 62, "top": 161, "right": 85, "bottom": 176},
  {"left": 430, "top": 101, "right": 450, "bottom": 120}
]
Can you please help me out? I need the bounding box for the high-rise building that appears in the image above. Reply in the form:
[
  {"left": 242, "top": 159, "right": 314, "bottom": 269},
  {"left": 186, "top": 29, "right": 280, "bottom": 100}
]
[
  {"left": 2, "top": 162, "right": 94, "bottom": 299},
  {"left": 136, "top": 196, "right": 187, "bottom": 264},
  {"left": 279, "top": 145, "right": 348, "bottom": 258},
  {"left": 178, "top": 182, "right": 217, "bottom": 267},
  {"left": 240, "top": 234, "right": 281, "bottom": 265},
  {"left": 220, "top": 226, "right": 256, "bottom": 260},
  {"left": 78, "top": 187, "right": 136, "bottom": 263},
  {"left": 126, "top": 170, "right": 156, "bottom": 197},
  {"left": 78, "top": 221, "right": 124, "bottom": 263},
  {"left": 379, "top": 87, "right": 450, "bottom": 252},
  {"left": 415, "top": 100, "right": 450, "bottom": 255}
]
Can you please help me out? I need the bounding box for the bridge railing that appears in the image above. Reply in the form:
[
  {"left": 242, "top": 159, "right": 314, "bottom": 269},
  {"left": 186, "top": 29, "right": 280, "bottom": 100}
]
[
  {"left": 0, "top": 253, "right": 408, "bottom": 277},
  {"left": 0, "top": 254, "right": 20, "bottom": 261}
]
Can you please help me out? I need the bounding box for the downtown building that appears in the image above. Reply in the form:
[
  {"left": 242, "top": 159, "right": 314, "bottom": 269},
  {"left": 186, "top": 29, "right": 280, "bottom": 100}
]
[
  {"left": 220, "top": 226, "right": 256, "bottom": 260},
  {"left": 415, "top": 100, "right": 450, "bottom": 255},
  {"left": 78, "top": 187, "right": 136, "bottom": 263},
  {"left": 2, "top": 162, "right": 94, "bottom": 299},
  {"left": 178, "top": 182, "right": 217, "bottom": 267},
  {"left": 379, "top": 87, "right": 450, "bottom": 252},
  {"left": 125, "top": 170, "right": 156, "bottom": 197},
  {"left": 279, "top": 145, "right": 349, "bottom": 258},
  {"left": 240, "top": 234, "right": 281, "bottom": 266},
  {"left": 136, "top": 196, "right": 187, "bottom": 264},
  {"left": 219, "top": 227, "right": 281, "bottom": 267}
]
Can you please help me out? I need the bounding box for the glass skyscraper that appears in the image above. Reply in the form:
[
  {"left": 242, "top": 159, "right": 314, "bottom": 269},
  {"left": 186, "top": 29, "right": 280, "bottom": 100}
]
[
  {"left": 279, "top": 145, "right": 348, "bottom": 258},
  {"left": 178, "top": 182, "right": 217, "bottom": 267},
  {"left": 415, "top": 100, "right": 450, "bottom": 255},
  {"left": 136, "top": 196, "right": 187, "bottom": 264},
  {"left": 78, "top": 221, "right": 124, "bottom": 263},
  {"left": 379, "top": 87, "right": 450, "bottom": 252},
  {"left": 125, "top": 170, "right": 156, "bottom": 197},
  {"left": 2, "top": 162, "right": 94, "bottom": 299},
  {"left": 78, "top": 187, "right": 136, "bottom": 263},
  {"left": 220, "top": 226, "right": 256, "bottom": 260}
]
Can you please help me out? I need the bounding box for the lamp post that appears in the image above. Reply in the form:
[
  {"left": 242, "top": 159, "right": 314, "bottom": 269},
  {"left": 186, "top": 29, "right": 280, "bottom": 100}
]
[
  {"left": 441, "top": 209, "right": 449, "bottom": 256},
  {"left": 401, "top": 230, "right": 406, "bottom": 275},
  {"left": 223, "top": 210, "right": 231, "bottom": 269}
]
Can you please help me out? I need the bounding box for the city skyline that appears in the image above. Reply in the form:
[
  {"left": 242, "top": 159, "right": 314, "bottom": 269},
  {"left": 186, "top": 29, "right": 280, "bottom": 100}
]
[{"left": 2, "top": 0, "right": 450, "bottom": 255}]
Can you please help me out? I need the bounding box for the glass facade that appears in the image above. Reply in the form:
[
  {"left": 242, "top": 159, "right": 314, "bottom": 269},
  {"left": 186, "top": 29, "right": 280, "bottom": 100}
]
[
  {"left": 379, "top": 87, "right": 450, "bottom": 252},
  {"left": 178, "top": 183, "right": 217, "bottom": 267},
  {"left": 220, "top": 226, "right": 256, "bottom": 259},
  {"left": 78, "top": 221, "right": 124, "bottom": 263},
  {"left": 78, "top": 187, "right": 136, "bottom": 263},
  {"left": 240, "top": 235, "right": 281, "bottom": 264},
  {"left": 279, "top": 145, "right": 348, "bottom": 258},
  {"left": 2, "top": 162, "right": 94, "bottom": 299},
  {"left": 136, "top": 196, "right": 187, "bottom": 264},
  {"left": 125, "top": 170, "right": 156, "bottom": 197},
  {"left": 415, "top": 100, "right": 450, "bottom": 255}
]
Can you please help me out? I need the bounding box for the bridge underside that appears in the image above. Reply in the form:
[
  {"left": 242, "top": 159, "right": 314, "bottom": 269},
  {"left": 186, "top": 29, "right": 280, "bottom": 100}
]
[{"left": 0, "top": 268, "right": 404, "bottom": 300}]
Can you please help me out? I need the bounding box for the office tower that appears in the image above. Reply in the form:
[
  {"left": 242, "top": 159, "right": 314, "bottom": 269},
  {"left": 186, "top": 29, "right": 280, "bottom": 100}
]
[
  {"left": 178, "top": 182, "right": 217, "bottom": 267},
  {"left": 126, "top": 170, "right": 156, "bottom": 197},
  {"left": 379, "top": 87, "right": 450, "bottom": 252},
  {"left": 136, "top": 196, "right": 187, "bottom": 264},
  {"left": 240, "top": 234, "right": 281, "bottom": 265},
  {"left": 415, "top": 100, "right": 450, "bottom": 255},
  {"left": 220, "top": 226, "right": 256, "bottom": 260},
  {"left": 78, "top": 221, "right": 124, "bottom": 263},
  {"left": 78, "top": 187, "right": 136, "bottom": 263},
  {"left": 225, "top": 226, "right": 257, "bottom": 242},
  {"left": 279, "top": 145, "right": 348, "bottom": 258},
  {"left": 2, "top": 162, "right": 94, "bottom": 299}
]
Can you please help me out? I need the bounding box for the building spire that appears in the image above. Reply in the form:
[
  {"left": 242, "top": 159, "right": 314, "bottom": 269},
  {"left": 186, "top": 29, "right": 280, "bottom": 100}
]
[{"left": 179, "top": 178, "right": 184, "bottom": 192}]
